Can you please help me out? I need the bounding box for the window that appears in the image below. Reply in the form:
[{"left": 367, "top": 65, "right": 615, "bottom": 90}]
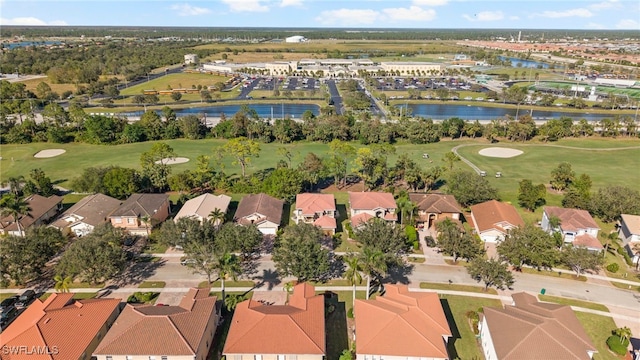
[
  {"left": 234, "top": 356, "right": 241, "bottom": 360},
  {"left": 278, "top": 356, "right": 285, "bottom": 360},
  {"left": 161, "top": 357, "right": 168, "bottom": 360},
  {"left": 127, "top": 218, "right": 136, "bottom": 224},
  {"left": 114, "top": 218, "right": 122, "bottom": 223},
  {"left": 149, "top": 357, "right": 156, "bottom": 360},
  {"left": 106, "top": 357, "right": 112, "bottom": 360},
  {"left": 126, "top": 357, "right": 134, "bottom": 360},
  {"left": 254, "top": 355, "right": 262, "bottom": 360}
]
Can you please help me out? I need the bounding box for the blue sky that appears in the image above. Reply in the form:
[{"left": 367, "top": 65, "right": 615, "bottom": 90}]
[{"left": 1, "top": 0, "right": 638, "bottom": 30}]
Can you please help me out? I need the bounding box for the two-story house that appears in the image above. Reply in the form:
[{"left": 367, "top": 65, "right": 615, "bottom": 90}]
[
  {"left": 1, "top": 293, "right": 121, "bottom": 360},
  {"left": 619, "top": 214, "right": 640, "bottom": 257},
  {"left": 542, "top": 206, "right": 602, "bottom": 251},
  {"left": 94, "top": 288, "right": 220, "bottom": 360},
  {"left": 294, "top": 193, "right": 337, "bottom": 235},
  {"left": 409, "top": 193, "right": 463, "bottom": 230},
  {"left": 109, "top": 193, "right": 170, "bottom": 236},
  {"left": 348, "top": 191, "right": 397, "bottom": 230}
]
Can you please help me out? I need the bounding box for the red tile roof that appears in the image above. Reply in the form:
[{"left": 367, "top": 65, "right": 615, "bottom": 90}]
[
  {"left": 409, "top": 193, "right": 462, "bottom": 214},
  {"left": 313, "top": 215, "right": 337, "bottom": 230},
  {"left": 351, "top": 212, "right": 374, "bottom": 228},
  {"left": 470, "top": 200, "right": 524, "bottom": 234},
  {"left": 93, "top": 288, "right": 217, "bottom": 357},
  {"left": 544, "top": 206, "right": 599, "bottom": 232},
  {"left": 355, "top": 285, "right": 451, "bottom": 358},
  {"left": 223, "top": 283, "right": 325, "bottom": 356},
  {"left": 573, "top": 234, "right": 604, "bottom": 250},
  {"left": 295, "top": 193, "right": 336, "bottom": 215},
  {"left": 349, "top": 192, "right": 397, "bottom": 211},
  {"left": 0, "top": 293, "right": 121, "bottom": 360},
  {"left": 482, "top": 292, "right": 596, "bottom": 360}
]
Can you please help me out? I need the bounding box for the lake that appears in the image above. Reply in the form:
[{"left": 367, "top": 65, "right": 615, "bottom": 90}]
[
  {"left": 1, "top": 41, "right": 62, "bottom": 50},
  {"left": 498, "top": 56, "right": 562, "bottom": 69},
  {"left": 123, "top": 103, "right": 320, "bottom": 118}
]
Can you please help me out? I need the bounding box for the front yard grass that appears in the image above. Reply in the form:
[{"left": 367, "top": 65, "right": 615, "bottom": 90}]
[
  {"left": 0, "top": 293, "right": 17, "bottom": 300},
  {"left": 198, "top": 280, "right": 256, "bottom": 288},
  {"left": 137, "top": 281, "right": 166, "bottom": 289},
  {"left": 538, "top": 294, "right": 609, "bottom": 312},
  {"left": 520, "top": 267, "right": 587, "bottom": 281},
  {"left": 575, "top": 312, "right": 624, "bottom": 360},
  {"left": 420, "top": 282, "right": 498, "bottom": 295}
]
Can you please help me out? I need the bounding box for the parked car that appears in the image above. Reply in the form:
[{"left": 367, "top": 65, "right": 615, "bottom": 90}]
[
  {"left": 15, "top": 290, "right": 36, "bottom": 309},
  {"left": 0, "top": 296, "right": 18, "bottom": 313},
  {"left": 180, "top": 257, "right": 197, "bottom": 266},
  {"left": 0, "top": 306, "right": 19, "bottom": 329}
]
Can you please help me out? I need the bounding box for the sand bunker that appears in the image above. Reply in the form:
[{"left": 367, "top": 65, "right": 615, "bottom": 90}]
[
  {"left": 34, "top": 149, "right": 66, "bottom": 158},
  {"left": 478, "top": 147, "right": 523, "bottom": 158},
  {"left": 155, "top": 157, "right": 190, "bottom": 165}
]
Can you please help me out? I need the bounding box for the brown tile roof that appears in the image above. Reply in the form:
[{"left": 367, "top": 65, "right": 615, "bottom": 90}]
[
  {"left": 94, "top": 288, "right": 217, "bottom": 357},
  {"left": 621, "top": 214, "right": 640, "bottom": 235},
  {"left": 409, "top": 193, "right": 462, "bottom": 214},
  {"left": 482, "top": 292, "right": 596, "bottom": 360},
  {"left": 0, "top": 293, "right": 121, "bottom": 360},
  {"left": 313, "top": 215, "right": 337, "bottom": 230},
  {"left": 234, "top": 193, "right": 284, "bottom": 226},
  {"left": 174, "top": 193, "right": 231, "bottom": 221},
  {"left": 355, "top": 285, "right": 451, "bottom": 358},
  {"left": 544, "top": 206, "right": 600, "bottom": 232},
  {"left": 470, "top": 200, "right": 524, "bottom": 234},
  {"left": 109, "top": 193, "right": 169, "bottom": 218},
  {"left": 351, "top": 212, "right": 374, "bottom": 228},
  {"left": 223, "top": 283, "right": 325, "bottom": 356},
  {"left": 51, "top": 193, "right": 121, "bottom": 229},
  {"left": 573, "top": 234, "right": 604, "bottom": 250},
  {"left": 0, "top": 194, "right": 62, "bottom": 232},
  {"left": 349, "top": 192, "right": 397, "bottom": 210},
  {"left": 295, "top": 193, "right": 336, "bottom": 215}
]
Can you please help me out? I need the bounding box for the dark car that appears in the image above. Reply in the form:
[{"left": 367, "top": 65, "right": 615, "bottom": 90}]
[
  {"left": 15, "top": 290, "right": 36, "bottom": 309},
  {"left": 0, "top": 306, "right": 19, "bottom": 329},
  {"left": 0, "top": 296, "right": 18, "bottom": 313}
]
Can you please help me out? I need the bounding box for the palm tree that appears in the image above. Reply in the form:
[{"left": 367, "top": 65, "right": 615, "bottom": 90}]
[
  {"left": 0, "top": 194, "right": 31, "bottom": 237},
  {"left": 359, "top": 247, "right": 387, "bottom": 299},
  {"left": 614, "top": 326, "right": 632, "bottom": 344},
  {"left": 2, "top": 176, "right": 25, "bottom": 196},
  {"left": 53, "top": 274, "right": 72, "bottom": 293},
  {"left": 209, "top": 208, "right": 226, "bottom": 229},
  {"left": 342, "top": 254, "right": 363, "bottom": 307},
  {"left": 397, "top": 198, "right": 416, "bottom": 226},
  {"left": 224, "top": 293, "right": 245, "bottom": 311},
  {"left": 141, "top": 215, "right": 151, "bottom": 236},
  {"left": 216, "top": 252, "right": 241, "bottom": 300}
]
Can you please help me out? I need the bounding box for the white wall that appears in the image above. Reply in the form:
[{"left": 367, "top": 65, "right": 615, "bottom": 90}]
[{"left": 480, "top": 316, "right": 499, "bottom": 360}]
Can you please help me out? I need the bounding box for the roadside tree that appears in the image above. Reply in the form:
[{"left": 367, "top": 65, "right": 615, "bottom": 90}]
[
  {"left": 467, "top": 258, "right": 515, "bottom": 291},
  {"left": 273, "top": 223, "right": 330, "bottom": 282}
]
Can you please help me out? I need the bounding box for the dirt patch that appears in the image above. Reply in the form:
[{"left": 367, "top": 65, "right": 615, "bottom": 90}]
[
  {"left": 155, "top": 157, "right": 189, "bottom": 165},
  {"left": 33, "top": 149, "right": 66, "bottom": 158},
  {"left": 321, "top": 180, "right": 365, "bottom": 193},
  {"left": 478, "top": 147, "right": 523, "bottom": 158}
]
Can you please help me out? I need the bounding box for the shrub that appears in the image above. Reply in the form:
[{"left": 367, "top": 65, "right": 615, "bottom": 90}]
[
  {"left": 413, "top": 241, "right": 420, "bottom": 250},
  {"left": 606, "top": 263, "right": 619, "bottom": 273},
  {"left": 405, "top": 225, "right": 418, "bottom": 243},
  {"left": 424, "top": 236, "right": 436, "bottom": 247},
  {"left": 347, "top": 307, "right": 354, "bottom": 319},
  {"left": 466, "top": 310, "right": 480, "bottom": 335},
  {"left": 606, "top": 335, "right": 629, "bottom": 355},
  {"left": 127, "top": 291, "right": 158, "bottom": 303}
]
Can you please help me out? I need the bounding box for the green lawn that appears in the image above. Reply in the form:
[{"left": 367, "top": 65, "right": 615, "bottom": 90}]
[
  {"left": 120, "top": 73, "right": 230, "bottom": 96},
  {"left": 137, "top": 281, "right": 166, "bottom": 288},
  {"left": 420, "top": 281, "right": 498, "bottom": 295},
  {"left": 440, "top": 294, "right": 503, "bottom": 360},
  {"left": 538, "top": 294, "right": 609, "bottom": 312},
  {"left": 0, "top": 293, "right": 17, "bottom": 301},
  {"left": 575, "top": 312, "right": 624, "bottom": 360}
]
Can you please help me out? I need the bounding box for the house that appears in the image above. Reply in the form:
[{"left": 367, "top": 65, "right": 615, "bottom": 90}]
[
  {"left": 0, "top": 293, "right": 121, "bottom": 360},
  {"left": 480, "top": 292, "right": 597, "bottom": 360},
  {"left": 470, "top": 200, "right": 524, "bottom": 243},
  {"left": 94, "top": 288, "right": 219, "bottom": 360},
  {"left": 409, "top": 193, "right": 463, "bottom": 230},
  {"left": 348, "top": 191, "right": 397, "bottom": 229},
  {"left": 0, "top": 194, "right": 62, "bottom": 236},
  {"left": 618, "top": 214, "right": 640, "bottom": 256},
  {"left": 174, "top": 193, "right": 232, "bottom": 225},
  {"left": 109, "top": 193, "right": 170, "bottom": 236},
  {"left": 294, "top": 193, "right": 337, "bottom": 235},
  {"left": 234, "top": 193, "right": 284, "bottom": 235},
  {"left": 542, "top": 206, "right": 602, "bottom": 251},
  {"left": 355, "top": 285, "right": 452, "bottom": 360},
  {"left": 51, "top": 194, "right": 122, "bottom": 237},
  {"left": 223, "top": 283, "right": 325, "bottom": 360}
]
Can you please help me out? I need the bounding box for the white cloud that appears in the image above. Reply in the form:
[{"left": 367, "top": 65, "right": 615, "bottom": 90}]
[
  {"left": 462, "top": 11, "right": 504, "bottom": 22},
  {"left": 616, "top": 18, "right": 639, "bottom": 29},
  {"left": 315, "top": 9, "right": 380, "bottom": 26},
  {"left": 534, "top": 8, "right": 593, "bottom": 18},
  {"left": 382, "top": 6, "right": 436, "bottom": 22},
  {"left": 170, "top": 3, "right": 211, "bottom": 16},
  {"left": 588, "top": 0, "right": 620, "bottom": 10},
  {"left": 280, "top": 0, "right": 303, "bottom": 7},
  {"left": 221, "top": 0, "right": 269, "bottom": 12},
  {"left": 412, "top": 0, "right": 448, "bottom": 6},
  {"left": 0, "top": 17, "right": 68, "bottom": 26}
]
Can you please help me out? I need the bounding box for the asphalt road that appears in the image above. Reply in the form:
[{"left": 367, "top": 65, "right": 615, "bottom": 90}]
[{"left": 325, "top": 79, "right": 343, "bottom": 115}]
